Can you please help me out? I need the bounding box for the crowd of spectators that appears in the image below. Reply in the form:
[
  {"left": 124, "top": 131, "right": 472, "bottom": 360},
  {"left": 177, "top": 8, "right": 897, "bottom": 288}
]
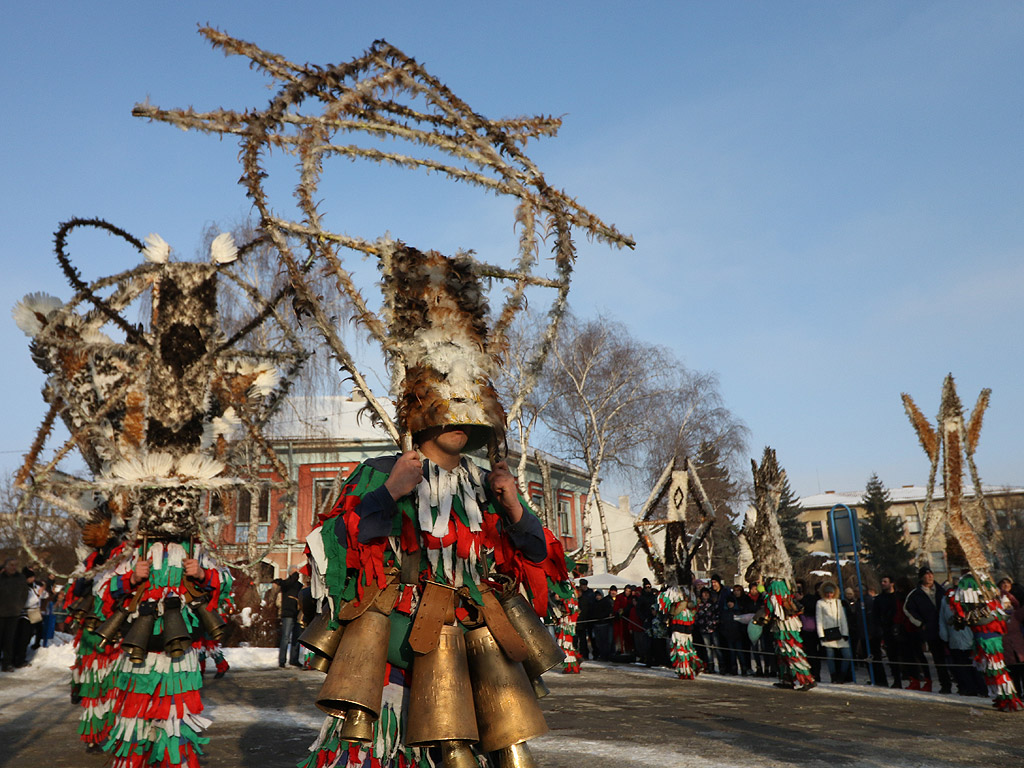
[
  {"left": 0, "top": 557, "right": 62, "bottom": 671},
  {"left": 571, "top": 567, "right": 1024, "bottom": 697}
]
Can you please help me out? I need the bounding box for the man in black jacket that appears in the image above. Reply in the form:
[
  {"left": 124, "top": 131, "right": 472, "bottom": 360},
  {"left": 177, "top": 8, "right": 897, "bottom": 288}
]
[
  {"left": 904, "top": 565, "right": 952, "bottom": 693},
  {"left": 273, "top": 567, "right": 304, "bottom": 668},
  {"left": 0, "top": 558, "right": 29, "bottom": 672},
  {"left": 576, "top": 578, "right": 597, "bottom": 660}
]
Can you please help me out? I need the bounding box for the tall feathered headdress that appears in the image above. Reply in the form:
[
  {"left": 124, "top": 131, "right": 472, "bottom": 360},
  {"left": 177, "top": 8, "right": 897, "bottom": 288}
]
[
  {"left": 382, "top": 243, "right": 506, "bottom": 451},
  {"left": 740, "top": 447, "right": 793, "bottom": 585},
  {"left": 12, "top": 218, "right": 303, "bottom": 572}
]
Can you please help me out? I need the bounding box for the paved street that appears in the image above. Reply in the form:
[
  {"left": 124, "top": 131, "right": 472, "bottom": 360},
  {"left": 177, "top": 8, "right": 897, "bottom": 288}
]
[{"left": 1, "top": 655, "right": 1019, "bottom": 768}]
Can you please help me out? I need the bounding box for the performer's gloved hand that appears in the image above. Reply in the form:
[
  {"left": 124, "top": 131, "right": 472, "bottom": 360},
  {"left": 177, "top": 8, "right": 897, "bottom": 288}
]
[
  {"left": 488, "top": 461, "right": 524, "bottom": 524},
  {"left": 385, "top": 450, "right": 423, "bottom": 500},
  {"left": 130, "top": 559, "right": 150, "bottom": 587}
]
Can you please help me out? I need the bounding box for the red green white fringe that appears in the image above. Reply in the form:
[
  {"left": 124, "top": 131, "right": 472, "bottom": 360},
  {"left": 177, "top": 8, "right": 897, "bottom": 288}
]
[
  {"left": 767, "top": 582, "right": 814, "bottom": 687},
  {"left": 104, "top": 648, "right": 210, "bottom": 767},
  {"left": 73, "top": 627, "right": 121, "bottom": 745},
  {"left": 953, "top": 574, "right": 1024, "bottom": 712},
  {"left": 557, "top": 594, "right": 580, "bottom": 674},
  {"left": 299, "top": 678, "right": 446, "bottom": 768}
]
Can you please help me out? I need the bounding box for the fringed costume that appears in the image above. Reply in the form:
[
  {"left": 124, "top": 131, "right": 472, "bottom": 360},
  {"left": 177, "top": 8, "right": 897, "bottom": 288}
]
[
  {"left": 766, "top": 580, "right": 815, "bottom": 690},
  {"left": 554, "top": 589, "right": 581, "bottom": 674},
  {"left": 659, "top": 587, "right": 702, "bottom": 680},
  {"left": 196, "top": 566, "right": 234, "bottom": 678},
  {"left": 951, "top": 574, "right": 1024, "bottom": 712},
  {"left": 301, "top": 454, "right": 565, "bottom": 768},
  {"left": 100, "top": 540, "right": 222, "bottom": 767}
]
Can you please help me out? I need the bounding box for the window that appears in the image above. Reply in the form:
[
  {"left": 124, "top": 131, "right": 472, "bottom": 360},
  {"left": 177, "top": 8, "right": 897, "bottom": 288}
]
[
  {"left": 904, "top": 514, "right": 922, "bottom": 534},
  {"left": 235, "top": 488, "right": 270, "bottom": 544},
  {"left": 557, "top": 498, "right": 571, "bottom": 535},
  {"left": 313, "top": 479, "right": 337, "bottom": 525},
  {"left": 530, "top": 493, "right": 545, "bottom": 516},
  {"left": 929, "top": 551, "right": 945, "bottom": 572},
  {"left": 807, "top": 521, "right": 824, "bottom": 541}
]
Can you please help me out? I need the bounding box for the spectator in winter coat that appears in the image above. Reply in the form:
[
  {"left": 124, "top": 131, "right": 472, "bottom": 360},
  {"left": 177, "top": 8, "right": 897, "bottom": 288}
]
[
  {"left": 576, "top": 579, "right": 597, "bottom": 660},
  {"left": 696, "top": 587, "right": 723, "bottom": 673},
  {"left": 273, "top": 567, "right": 303, "bottom": 668},
  {"left": 0, "top": 559, "right": 29, "bottom": 671},
  {"left": 904, "top": 566, "right": 952, "bottom": 693},
  {"left": 816, "top": 583, "right": 852, "bottom": 683},
  {"left": 1000, "top": 590, "right": 1024, "bottom": 697},
  {"left": 874, "top": 575, "right": 904, "bottom": 688},
  {"left": 591, "top": 590, "right": 614, "bottom": 660}
]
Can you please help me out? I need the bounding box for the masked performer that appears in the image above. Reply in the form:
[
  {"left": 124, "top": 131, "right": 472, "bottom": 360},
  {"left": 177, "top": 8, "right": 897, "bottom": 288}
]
[
  {"left": 15, "top": 225, "right": 294, "bottom": 768},
  {"left": 301, "top": 246, "right": 566, "bottom": 768},
  {"left": 739, "top": 449, "right": 815, "bottom": 692},
  {"left": 552, "top": 579, "right": 581, "bottom": 674},
  {"left": 657, "top": 585, "right": 702, "bottom": 679},
  {"left": 949, "top": 572, "right": 1024, "bottom": 711}
]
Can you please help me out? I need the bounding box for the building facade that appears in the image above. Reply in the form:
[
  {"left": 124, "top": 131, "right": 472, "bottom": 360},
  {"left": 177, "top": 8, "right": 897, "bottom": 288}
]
[
  {"left": 797, "top": 484, "right": 1024, "bottom": 580},
  {"left": 218, "top": 397, "right": 592, "bottom": 579}
]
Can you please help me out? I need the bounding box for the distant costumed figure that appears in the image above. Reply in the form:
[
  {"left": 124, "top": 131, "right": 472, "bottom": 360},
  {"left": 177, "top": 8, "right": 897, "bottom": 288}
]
[
  {"left": 196, "top": 565, "right": 234, "bottom": 679},
  {"left": 658, "top": 586, "right": 702, "bottom": 679},
  {"left": 739, "top": 448, "right": 814, "bottom": 691},
  {"left": 12, "top": 220, "right": 302, "bottom": 767},
  {"left": 948, "top": 575, "right": 1024, "bottom": 711},
  {"left": 902, "top": 375, "right": 1022, "bottom": 712},
  {"left": 552, "top": 584, "right": 581, "bottom": 674},
  {"left": 65, "top": 518, "right": 125, "bottom": 749}
]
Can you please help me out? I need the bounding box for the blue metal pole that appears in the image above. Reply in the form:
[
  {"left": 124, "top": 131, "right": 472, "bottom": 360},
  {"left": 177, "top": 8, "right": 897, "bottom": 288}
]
[{"left": 827, "top": 503, "right": 875, "bottom": 686}]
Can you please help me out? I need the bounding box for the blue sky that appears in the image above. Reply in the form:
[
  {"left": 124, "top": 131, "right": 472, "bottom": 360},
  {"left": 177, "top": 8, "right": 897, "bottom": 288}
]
[{"left": 3, "top": 2, "right": 1022, "bottom": 501}]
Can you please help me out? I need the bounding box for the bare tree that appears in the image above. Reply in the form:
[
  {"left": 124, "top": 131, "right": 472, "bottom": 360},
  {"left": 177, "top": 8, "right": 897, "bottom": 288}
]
[
  {"left": 0, "top": 475, "right": 80, "bottom": 575},
  {"left": 536, "top": 312, "right": 746, "bottom": 563}
]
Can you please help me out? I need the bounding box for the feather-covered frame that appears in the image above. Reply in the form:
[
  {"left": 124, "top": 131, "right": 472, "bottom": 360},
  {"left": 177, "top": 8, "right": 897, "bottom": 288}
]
[
  {"left": 12, "top": 218, "right": 307, "bottom": 578},
  {"left": 132, "top": 28, "right": 634, "bottom": 450},
  {"left": 902, "top": 374, "right": 1000, "bottom": 593}
]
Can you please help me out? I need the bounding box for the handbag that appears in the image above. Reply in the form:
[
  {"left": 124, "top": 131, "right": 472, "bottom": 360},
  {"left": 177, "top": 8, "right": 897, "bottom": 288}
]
[{"left": 823, "top": 626, "right": 842, "bottom": 642}]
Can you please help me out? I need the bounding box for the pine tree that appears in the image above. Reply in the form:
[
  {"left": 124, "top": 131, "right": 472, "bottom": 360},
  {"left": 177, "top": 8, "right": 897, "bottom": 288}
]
[
  {"left": 858, "top": 473, "right": 915, "bottom": 580},
  {"left": 777, "top": 475, "right": 809, "bottom": 561}
]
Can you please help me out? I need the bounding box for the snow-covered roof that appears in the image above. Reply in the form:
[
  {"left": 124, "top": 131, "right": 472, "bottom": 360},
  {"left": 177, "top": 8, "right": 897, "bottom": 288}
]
[{"left": 799, "top": 484, "right": 1024, "bottom": 509}]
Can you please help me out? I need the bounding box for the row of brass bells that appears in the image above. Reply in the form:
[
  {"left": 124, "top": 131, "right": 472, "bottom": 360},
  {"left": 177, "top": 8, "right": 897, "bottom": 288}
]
[
  {"left": 498, "top": 592, "right": 565, "bottom": 699},
  {"left": 122, "top": 602, "right": 157, "bottom": 664},
  {"left": 162, "top": 596, "right": 192, "bottom": 658},
  {"left": 315, "top": 609, "right": 391, "bottom": 743},
  {"left": 406, "top": 624, "right": 478, "bottom": 768},
  {"left": 299, "top": 609, "right": 346, "bottom": 673}
]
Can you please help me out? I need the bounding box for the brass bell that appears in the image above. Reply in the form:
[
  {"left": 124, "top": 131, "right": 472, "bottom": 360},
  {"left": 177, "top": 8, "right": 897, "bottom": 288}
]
[
  {"left": 338, "top": 707, "right": 376, "bottom": 743},
  {"left": 491, "top": 742, "right": 539, "bottom": 768},
  {"left": 122, "top": 602, "right": 158, "bottom": 665},
  {"left": 438, "top": 742, "right": 479, "bottom": 768},
  {"left": 161, "top": 596, "right": 191, "bottom": 658},
  {"left": 498, "top": 591, "right": 565, "bottom": 680},
  {"left": 464, "top": 626, "right": 548, "bottom": 753},
  {"left": 300, "top": 609, "right": 346, "bottom": 665},
  {"left": 316, "top": 610, "right": 391, "bottom": 718},
  {"left": 307, "top": 652, "right": 332, "bottom": 673},
  {"left": 95, "top": 606, "right": 131, "bottom": 646},
  {"left": 69, "top": 593, "right": 93, "bottom": 621},
  {"left": 190, "top": 601, "right": 228, "bottom": 643},
  {"left": 406, "top": 624, "right": 478, "bottom": 747},
  {"left": 530, "top": 676, "right": 550, "bottom": 699},
  {"left": 81, "top": 613, "right": 102, "bottom": 632}
]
